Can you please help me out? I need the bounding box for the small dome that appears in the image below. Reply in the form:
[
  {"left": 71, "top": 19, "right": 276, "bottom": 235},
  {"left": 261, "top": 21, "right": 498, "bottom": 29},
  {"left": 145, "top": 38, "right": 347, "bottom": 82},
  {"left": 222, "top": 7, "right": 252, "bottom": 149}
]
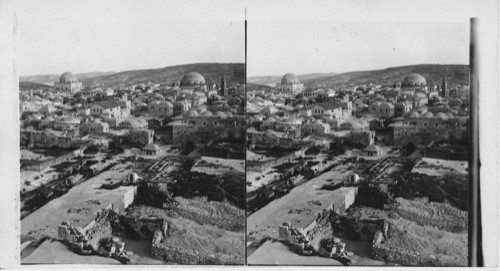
[
  {"left": 92, "top": 118, "right": 102, "bottom": 123},
  {"left": 187, "top": 110, "right": 199, "bottom": 117},
  {"left": 214, "top": 111, "right": 227, "bottom": 118},
  {"left": 59, "top": 72, "right": 78, "bottom": 83},
  {"left": 436, "top": 112, "right": 448, "bottom": 119},
  {"left": 422, "top": 112, "right": 434, "bottom": 118},
  {"left": 401, "top": 73, "right": 427, "bottom": 87},
  {"left": 314, "top": 119, "right": 323, "bottom": 125},
  {"left": 281, "top": 73, "right": 300, "bottom": 85},
  {"left": 180, "top": 72, "right": 206, "bottom": 86},
  {"left": 409, "top": 111, "right": 420, "bottom": 118},
  {"left": 201, "top": 111, "right": 213, "bottom": 117}
]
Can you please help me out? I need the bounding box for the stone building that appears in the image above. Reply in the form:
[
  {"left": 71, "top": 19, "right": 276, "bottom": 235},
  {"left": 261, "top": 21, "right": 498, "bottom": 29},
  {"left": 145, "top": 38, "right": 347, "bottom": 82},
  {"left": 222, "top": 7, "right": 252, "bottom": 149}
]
[
  {"left": 148, "top": 101, "right": 174, "bottom": 116},
  {"left": 364, "top": 144, "right": 384, "bottom": 156},
  {"left": 128, "top": 129, "right": 154, "bottom": 146},
  {"left": 54, "top": 72, "right": 83, "bottom": 93},
  {"left": 143, "top": 143, "right": 161, "bottom": 155},
  {"left": 393, "top": 115, "right": 468, "bottom": 147},
  {"left": 350, "top": 130, "right": 375, "bottom": 146},
  {"left": 90, "top": 101, "right": 131, "bottom": 117},
  {"left": 276, "top": 73, "right": 304, "bottom": 95},
  {"left": 401, "top": 73, "right": 427, "bottom": 89},
  {"left": 173, "top": 100, "right": 192, "bottom": 115},
  {"left": 80, "top": 119, "right": 109, "bottom": 135},
  {"left": 170, "top": 114, "right": 245, "bottom": 148},
  {"left": 180, "top": 72, "right": 206, "bottom": 88},
  {"left": 301, "top": 120, "right": 331, "bottom": 136},
  {"left": 395, "top": 101, "right": 413, "bottom": 117}
]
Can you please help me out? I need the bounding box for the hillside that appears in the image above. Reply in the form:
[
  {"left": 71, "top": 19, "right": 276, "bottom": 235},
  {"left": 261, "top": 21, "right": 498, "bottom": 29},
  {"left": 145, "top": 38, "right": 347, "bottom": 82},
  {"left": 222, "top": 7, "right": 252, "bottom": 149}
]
[
  {"left": 247, "top": 83, "right": 274, "bottom": 92},
  {"left": 304, "top": 64, "right": 469, "bottom": 88},
  {"left": 20, "top": 71, "right": 116, "bottom": 86},
  {"left": 83, "top": 63, "right": 244, "bottom": 88},
  {"left": 247, "top": 72, "right": 337, "bottom": 87},
  {"left": 19, "top": 82, "right": 51, "bottom": 91}
]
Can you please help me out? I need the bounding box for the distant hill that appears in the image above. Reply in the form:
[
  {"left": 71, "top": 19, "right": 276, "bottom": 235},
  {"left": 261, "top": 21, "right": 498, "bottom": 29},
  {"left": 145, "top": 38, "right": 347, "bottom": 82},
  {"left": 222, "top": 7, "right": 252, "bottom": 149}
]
[
  {"left": 20, "top": 71, "right": 116, "bottom": 86},
  {"left": 19, "top": 82, "right": 51, "bottom": 91},
  {"left": 247, "top": 72, "right": 338, "bottom": 87},
  {"left": 82, "top": 63, "right": 244, "bottom": 88},
  {"left": 304, "top": 64, "right": 469, "bottom": 88},
  {"left": 247, "top": 83, "right": 275, "bottom": 92}
]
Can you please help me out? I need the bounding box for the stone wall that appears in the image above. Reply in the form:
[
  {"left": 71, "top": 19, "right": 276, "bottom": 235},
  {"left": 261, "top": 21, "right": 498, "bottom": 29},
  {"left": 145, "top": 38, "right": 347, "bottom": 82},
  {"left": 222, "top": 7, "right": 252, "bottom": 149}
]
[
  {"left": 21, "top": 148, "right": 83, "bottom": 171},
  {"left": 246, "top": 149, "right": 305, "bottom": 172}
]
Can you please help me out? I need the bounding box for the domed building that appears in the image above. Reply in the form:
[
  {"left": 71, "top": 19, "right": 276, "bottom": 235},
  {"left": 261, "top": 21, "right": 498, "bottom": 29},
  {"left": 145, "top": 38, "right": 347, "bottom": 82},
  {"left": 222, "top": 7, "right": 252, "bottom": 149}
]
[
  {"left": 401, "top": 73, "right": 427, "bottom": 88},
  {"left": 276, "top": 73, "right": 304, "bottom": 95},
  {"left": 54, "top": 72, "right": 83, "bottom": 93},
  {"left": 180, "top": 72, "right": 206, "bottom": 87}
]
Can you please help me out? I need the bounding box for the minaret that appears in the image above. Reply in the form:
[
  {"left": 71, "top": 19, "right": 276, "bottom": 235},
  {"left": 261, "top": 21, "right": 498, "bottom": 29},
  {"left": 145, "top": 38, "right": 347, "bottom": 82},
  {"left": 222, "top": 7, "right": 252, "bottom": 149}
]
[
  {"left": 441, "top": 77, "right": 447, "bottom": 98},
  {"left": 220, "top": 75, "right": 227, "bottom": 97}
]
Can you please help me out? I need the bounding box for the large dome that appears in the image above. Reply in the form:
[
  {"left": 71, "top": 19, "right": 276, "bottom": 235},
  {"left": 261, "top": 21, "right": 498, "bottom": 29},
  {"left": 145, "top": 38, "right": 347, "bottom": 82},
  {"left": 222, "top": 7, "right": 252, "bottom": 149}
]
[
  {"left": 59, "top": 72, "right": 78, "bottom": 83},
  {"left": 401, "top": 73, "right": 427, "bottom": 87},
  {"left": 180, "top": 72, "right": 206, "bottom": 86},
  {"left": 281, "top": 73, "right": 300, "bottom": 85}
]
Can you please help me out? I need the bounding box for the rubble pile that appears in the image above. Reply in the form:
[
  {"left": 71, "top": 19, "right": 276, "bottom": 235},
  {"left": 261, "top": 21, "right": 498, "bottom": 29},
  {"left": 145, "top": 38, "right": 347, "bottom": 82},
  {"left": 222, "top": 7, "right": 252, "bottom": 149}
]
[{"left": 57, "top": 220, "right": 132, "bottom": 264}]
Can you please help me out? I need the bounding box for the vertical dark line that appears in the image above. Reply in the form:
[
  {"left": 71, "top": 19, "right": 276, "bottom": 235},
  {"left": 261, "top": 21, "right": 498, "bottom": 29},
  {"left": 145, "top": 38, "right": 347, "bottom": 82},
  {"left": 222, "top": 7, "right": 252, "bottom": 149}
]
[
  {"left": 469, "top": 17, "right": 482, "bottom": 267},
  {"left": 244, "top": 12, "right": 248, "bottom": 266}
]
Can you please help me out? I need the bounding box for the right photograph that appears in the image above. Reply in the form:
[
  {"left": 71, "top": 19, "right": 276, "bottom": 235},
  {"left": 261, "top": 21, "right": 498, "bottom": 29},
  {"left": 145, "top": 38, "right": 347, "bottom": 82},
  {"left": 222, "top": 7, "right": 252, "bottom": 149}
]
[{"left": 246, "top": 21, "right": 471, "bottom": 266}]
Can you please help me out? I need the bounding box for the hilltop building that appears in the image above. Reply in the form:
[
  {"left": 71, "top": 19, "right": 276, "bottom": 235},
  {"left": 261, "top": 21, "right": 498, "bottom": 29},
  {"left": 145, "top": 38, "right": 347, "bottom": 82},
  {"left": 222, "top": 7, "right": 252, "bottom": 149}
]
[
  {"left": 180, "top": 72, "right": 206, "bottom": 88},
  {"left": 276, "top": 73, "right": 304, "bottom": 95},
  {"left": 54, "top": 72, "right": 83, "bottom": 93},
  {"left": 441, "top": 77, "right": 448, "bottom": 98},
  {"left": 401, "top": 73, "right": 427, "bottom": 91}
]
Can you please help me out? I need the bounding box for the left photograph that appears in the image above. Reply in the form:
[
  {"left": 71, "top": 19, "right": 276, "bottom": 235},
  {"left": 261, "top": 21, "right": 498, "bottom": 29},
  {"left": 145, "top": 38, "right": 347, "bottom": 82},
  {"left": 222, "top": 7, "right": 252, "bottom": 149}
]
[{"left": 19, "top": 1, "right": 245, "bottom": 265}]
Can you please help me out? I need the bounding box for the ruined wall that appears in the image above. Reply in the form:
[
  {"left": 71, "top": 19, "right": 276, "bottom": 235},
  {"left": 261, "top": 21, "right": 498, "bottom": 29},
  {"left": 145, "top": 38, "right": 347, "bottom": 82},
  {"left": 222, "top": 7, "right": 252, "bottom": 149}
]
[
  {"left": 83, "top": 209, "right": 114, "bottom": 249},
  {"left": 246, "top": 149, "right": 305, "bottom": 172},
  {"left": 203, "top": 146, "right": 245, "bottom": 160},
  {"left": 22, "top": 149, "right": 82, "bottom": 171}
]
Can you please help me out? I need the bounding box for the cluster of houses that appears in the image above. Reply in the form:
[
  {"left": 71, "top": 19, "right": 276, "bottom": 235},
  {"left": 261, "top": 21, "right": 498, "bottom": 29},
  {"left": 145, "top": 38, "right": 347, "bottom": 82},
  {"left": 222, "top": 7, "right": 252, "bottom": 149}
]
[
  {"left": 246, "top": 72, "right": 470, "bottom": 157},
  {"left": 20, "top": 71, "right": 245, "bottom": 157}
]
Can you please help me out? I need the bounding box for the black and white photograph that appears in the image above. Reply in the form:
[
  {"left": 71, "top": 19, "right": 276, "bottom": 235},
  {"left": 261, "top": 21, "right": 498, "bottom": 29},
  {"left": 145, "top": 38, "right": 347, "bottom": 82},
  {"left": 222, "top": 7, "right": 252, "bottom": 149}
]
[
  {"left": 17, "top": 0, "right": 245, "bottom": 265},
  {"left": 246, "top": 21, "right": 472, "bottom": 266},
  {"left": 0, "top": 0, "right": 498, "bottom": 269}
]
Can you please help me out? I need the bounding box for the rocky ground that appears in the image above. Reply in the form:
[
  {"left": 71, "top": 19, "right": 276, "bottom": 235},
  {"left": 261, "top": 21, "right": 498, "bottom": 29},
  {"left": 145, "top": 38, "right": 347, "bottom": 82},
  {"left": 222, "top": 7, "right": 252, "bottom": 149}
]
[
  {"left": 346, "top": 197, "right": 468, "bottom": 266},
  {"left": 124, "top": 197, "right": 245, "bottom": 265}
]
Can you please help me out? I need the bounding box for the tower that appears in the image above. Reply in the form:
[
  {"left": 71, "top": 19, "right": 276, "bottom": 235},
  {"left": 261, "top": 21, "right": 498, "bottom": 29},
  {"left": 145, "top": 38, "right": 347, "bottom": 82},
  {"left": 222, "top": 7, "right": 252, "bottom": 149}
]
[
  {"left": 441, "top": 77, "right": 448, "bottom": 98},
  {"left": 220, "top": 75, "right": 227, "bottom": 97}
]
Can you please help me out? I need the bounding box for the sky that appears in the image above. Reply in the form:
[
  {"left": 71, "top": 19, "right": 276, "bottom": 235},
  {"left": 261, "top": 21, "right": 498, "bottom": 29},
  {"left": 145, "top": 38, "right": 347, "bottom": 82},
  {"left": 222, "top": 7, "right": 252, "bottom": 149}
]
[
  {"left": 15, "top": 0, "right": 471, "bottom": 77},
  {"left": 16, "top": 0, "right": 245, "bottom": 76},
  {"left": 248, "top": 21, "right": 469, "bottom": 77}
]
